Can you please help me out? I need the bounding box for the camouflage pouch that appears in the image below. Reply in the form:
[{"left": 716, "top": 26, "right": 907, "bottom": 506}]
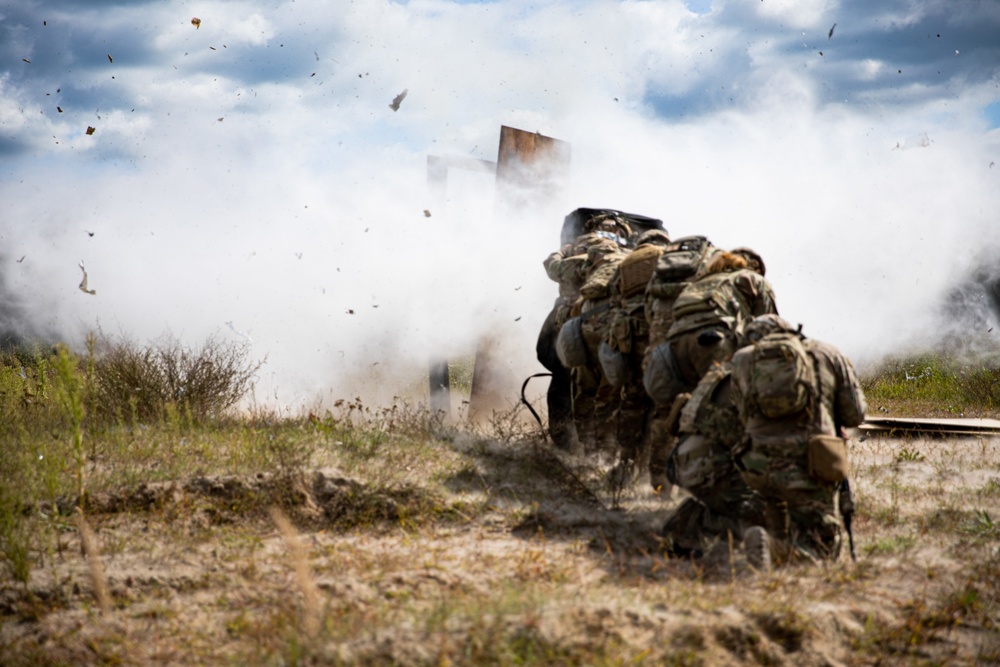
[
  {"left": 619, "top": 245, "right": 662, "bottom": 298},
  {"left": 807, "top": 434, "right": 849, "bottom": 483},
  {"left": 598, "top": 340, "right": 628, "bottom": 389},
  {"left": 556, "top": 317, "right": 588, "bottom": 368}
]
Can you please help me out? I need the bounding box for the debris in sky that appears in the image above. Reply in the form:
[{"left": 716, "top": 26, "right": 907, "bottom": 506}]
[
  {"left": 210, "top": 46, "right": 216, "bottom": 51},
  {"left": 388, "top": 89, "right": 408, "bottom": 112},
  {"left": 191, "top": 17, "right": 201, "bottom": 28},
  {"left": 225, "top": 321, "right": 253, "bottom": 343},
  {"left": 107, "top": 54, "right": 113, "bottom": 63},
  {"left": 86, "top": 126, "right": 96, "bottom": 135},
  {"left": 346, "top": 309, "right": 355, "bottom": 315},
  {"left": 893, "top": 132, "right": 930, "bottom": 150},
  {"left": 22, "top": 58, "right": 30, "bottom": 64},
  {"left": 514, "top": 286, "right": 522, "bottom": 291},
  {"left": 372, "top": 305, "right": 379, "bottom": 308},
  {"left": 295, "top": 252, "right": 302, "bottom": 259},
  {"left": 86, "top": 230, "right": 94, "bottom": 237},
  {"left": 78, "top": 262, "right": 96, "bottom": 295},
  {"left": 991, "top": 161, "right": 996, "bottom": 168},
  {"left": 17, "top": 255, "right": 25, "bottom": 263},
  {"left": 955, "top": 50, "right": 960, "bottom": 56},
  {"left": 828, "top": 23, "right": 836, "bottom": 39},
  {"left": 819, "top": 51, "right": 824, "bottom": 56},
  {"left": 423, "top": 209, "right": 431, "bottom": 217},
  {"left": 57, "top": 106, "right": 63, "bottom": 113},
  {"left": 217, "top": 117, "right": 224, "bottom": 122},
  {"left": 515, "top": 316, "right": 521, "bottom": 322},
  {"left": 314, "top": 51, "right": 319, "bottom": 61}
]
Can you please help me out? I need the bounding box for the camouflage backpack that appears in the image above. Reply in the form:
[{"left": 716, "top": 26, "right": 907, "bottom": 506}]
[
  {"left": 579, "top": 250, "right": 628, "bottom": 301},
  {"left": 743, "top": 332, "right": 816, "bottom": 419},
  {"left": 618, "top": 244, "right": 663, "bottom": 298},
  {"left": 667, "top": 271, "right": 751, "bottom": 339},
  {"left": 651, "top": 236, "right": 713, "bottom": 283}
]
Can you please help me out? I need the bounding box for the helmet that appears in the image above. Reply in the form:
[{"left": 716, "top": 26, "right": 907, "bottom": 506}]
[
  {"left": 731, "top": 247, "right": 766, "bottom": 276},
  {"left": 741, "top": 314, "right": 797, "bottom": 346},
  {"left": 636, "top": 229, "right": 671, "bottom": 247}
]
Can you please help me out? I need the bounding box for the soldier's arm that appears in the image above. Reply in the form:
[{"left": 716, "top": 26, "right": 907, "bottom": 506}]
[{"left": 824, "top": 347, "right": 867, "bottom": 428}]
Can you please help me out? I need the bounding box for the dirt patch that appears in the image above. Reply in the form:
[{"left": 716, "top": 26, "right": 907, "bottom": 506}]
[{"left": 2, "top": 434, "right": 999, "bottom": 665}]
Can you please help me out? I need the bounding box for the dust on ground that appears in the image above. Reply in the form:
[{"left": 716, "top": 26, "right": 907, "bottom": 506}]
[{"left": 2, "top": 432, "right": 999, "bottom": 666}]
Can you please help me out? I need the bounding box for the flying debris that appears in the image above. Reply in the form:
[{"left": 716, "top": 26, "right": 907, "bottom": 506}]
[
  {"left": 423, "top": 209, "right": 432, "bottom": 218},
  {"left": 828, "top": 23, "right": 836, "bottom": 39},
  {"left": 17, "top": 255, "right": 25, "bottom": 263},
  {"left": 191, "top": 17, "right": 201, "bottom": 28},
  {"left": 295, "top": 252, "right": 303, "bottom": 259},
  {"left": 86, "top": 230, "right": 94, "bottom": 237},
  {"left": 893, "top": 132, "right": 930, "bottom": 150},
  {"left": 346, "top": 309, "right": 355, "bottom": 315},
  {"left": 107, "top": 54, "right": 113, "bottom": 63},
  {"left": 86, "top": 126, "right": 96, "bottom": 135},
  {"left": 22, "top": 58, "right": 31, "bottom": 64},
  {"left": 991, "top": 162, "right": 996, "bottom": 168},
  {"left": 388, "top": 89, "right": 408, "bottom": 112},
  {"left": 78, "top": 262, "right": 96, "bottom": 295},
  {"left": 225, "top": 321, "right": 253, "bottom": 343},
  {"left": 57, "top": 106, "right": 63, "bottom": 113},
  {"left": 515, "top": 317, "right": 522, "bottom": 322}
]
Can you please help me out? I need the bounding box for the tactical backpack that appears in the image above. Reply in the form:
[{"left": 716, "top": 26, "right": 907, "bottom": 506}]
[
  {"left": 667, "top": 271, "right": 751, "bottom": 340},
  {"left": 742, "top": 332, "right": 816, "bottom": 419},
  {"left": 643, "top": 342, "right": 695, "bottom": 406},
  {"left": 579, "top": 253, "right": 628, "bottom": 301},
  {"left": 651, "top": 236, "right": 712, "bottom": 283},
  {"left": 618, "top": 244, "right": 663, "bottom": 299}
]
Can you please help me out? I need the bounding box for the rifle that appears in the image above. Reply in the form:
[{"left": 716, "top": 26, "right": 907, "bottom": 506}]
[{"left": 839, "top": 478, "right": 857, "bottom": 562}]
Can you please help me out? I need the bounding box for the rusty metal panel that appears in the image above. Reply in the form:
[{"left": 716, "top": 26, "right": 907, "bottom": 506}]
[{"left": 494, "top": 125, "right": 571, "bottom": 213}]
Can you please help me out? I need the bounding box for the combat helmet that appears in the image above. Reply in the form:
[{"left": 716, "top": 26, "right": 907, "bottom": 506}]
[
  {"left": 636, "top": 229, "right": 671, "bottom": 247},
  {"left": 741, "top": 314, "right": 798, "bottom": 346},
  {"left": 731, "top": 247, "right": 766, "bottom": 276}
]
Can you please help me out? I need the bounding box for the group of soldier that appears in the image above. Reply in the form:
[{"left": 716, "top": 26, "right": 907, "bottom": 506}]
[{"left": 536, "top": 209, "right": 867, "bottom": 570}]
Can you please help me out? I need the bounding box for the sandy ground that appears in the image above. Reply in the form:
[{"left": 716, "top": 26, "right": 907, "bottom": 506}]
[{"left": 2, "top": 432, "right": 999, "bottom": 665}]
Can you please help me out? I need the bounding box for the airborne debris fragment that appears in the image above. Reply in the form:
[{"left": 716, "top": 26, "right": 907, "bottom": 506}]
[
  {"left": 108, "top": 54, "right": 113, "bottom": 63},
  {"left": 57, "top": 106, "right": 63, "bottom": 113},
  {"left": 515, "top": 317, "right": 521, "bottom": 322},
  {"left": 17, "top": 255, "right": 25, "bottom": 263},
  {"left": 86, "top": 230, "right": 94, "bottom": 237},
  {"left": 78, "top": 262, "right": 96, "bottom": 295},
  {"left": 22, "top": 58, "right": 30, "bottom": 64},
  {"left": 828, "top": 23, "right": 836, "bottom": 39},
  {"left": 346, "top": 309, "right": 355, "bottom": 315},
  {"left": 423, "top": 209, "right": 431, "bottom": 217},
  {"left": 225, "top": 321, "right": 253, "bottom": 343},
  {"left": 388, "top": 89, "right": 408, "bottom": 112},
  {"left": 192, "top": 17, "right": 201, "bottom": 28},
  {"left": 86, "top": 126, "right": 96, "bottom": 135}
]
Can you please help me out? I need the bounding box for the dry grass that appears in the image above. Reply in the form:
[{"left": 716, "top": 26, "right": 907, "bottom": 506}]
[{"left": 1, "top": 343, "right": 999, "bottom": 665}]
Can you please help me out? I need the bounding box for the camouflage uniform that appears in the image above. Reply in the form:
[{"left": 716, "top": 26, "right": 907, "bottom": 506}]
[
  {"left": 603, "top": 231, "right": 671, "bottom": 478},
  {"left": 648, "top": 253, "right": 777, "bottom": 492},
  {"left": 731, "top": 315, "right": 867, "bottom": 564},
  {"left": 539, "top": 244, "right": 590, "bottom": 449},
  {"left": 642, "top": 236, "right": 717, "bottom": 492},
  {"left": 660, "top": 363, "right": 765, "bottom": 556},
  {"left": 575, "top": 240, "right": 631, "bottom": 454},
  {"left": 544, "top": 212, "right": 634, "bottom": 454}
]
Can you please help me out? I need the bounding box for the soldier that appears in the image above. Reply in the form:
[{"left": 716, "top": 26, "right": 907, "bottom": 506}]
[
  {"left": 641, "top": 235, "right": 717, "bottom": 493},
  {"left": 658, "top": 361, "right": 765, "bottom": 557},
  {"left": 600, "top": 228, "right": 672, "bottom": 484},
  {"left": 549, "top": 213, "right": 633, "bottom": 453},
  {"left": 573, "top": 232, "right": 631, "bottom": 455},
  {"left": 645, "top": 250, "right": 777, "bottom": 493},
  {"left": 731, "top": 314, "right": 867, "bottom": 568}
]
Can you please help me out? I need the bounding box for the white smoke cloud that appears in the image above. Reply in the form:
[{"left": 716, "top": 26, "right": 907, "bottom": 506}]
[{"left": 2, "top": 0, "right": 999, "bottom": 409}]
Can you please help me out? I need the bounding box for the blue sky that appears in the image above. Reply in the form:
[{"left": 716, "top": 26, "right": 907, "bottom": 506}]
[{"left": 2, "top": 0, "right": 999, "bottom": 405}]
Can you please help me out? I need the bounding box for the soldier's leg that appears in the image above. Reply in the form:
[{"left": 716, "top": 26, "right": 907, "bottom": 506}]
[
  {"left": 661, "top": 498, "right": 713, "bottom": 557},
  {"left": 546, "top": 364, "right": 577, "bottom": 451},
  {"left": 572, "top": 366, "right": 600, "bottom": 452},
  {"left": 781, "top": 475, "right": 842, "bottom": 562}
]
